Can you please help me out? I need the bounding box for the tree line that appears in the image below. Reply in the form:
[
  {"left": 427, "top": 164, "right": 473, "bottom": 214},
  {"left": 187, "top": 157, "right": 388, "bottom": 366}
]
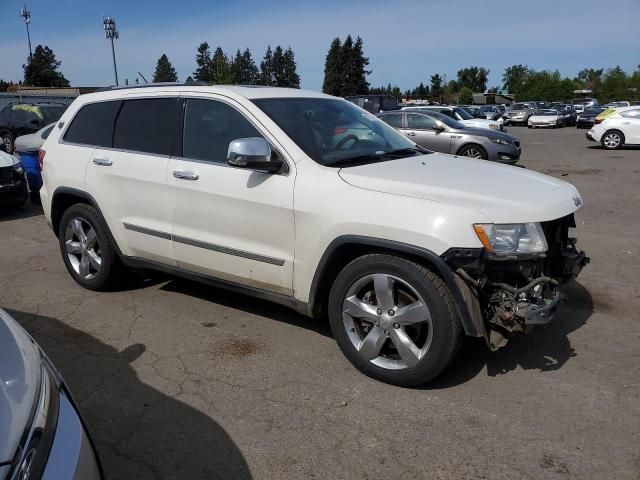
[{"left": 151, "top": 43, "right": 300, "bottom": 88}]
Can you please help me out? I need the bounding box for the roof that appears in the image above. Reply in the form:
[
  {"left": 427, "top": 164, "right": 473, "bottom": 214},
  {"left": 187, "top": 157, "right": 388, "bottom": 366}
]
[{"left": 81, "top": 84, "right": 333, "bottom": 103}]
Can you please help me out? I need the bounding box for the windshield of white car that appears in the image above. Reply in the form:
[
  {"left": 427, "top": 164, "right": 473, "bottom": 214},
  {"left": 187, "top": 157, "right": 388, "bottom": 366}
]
[
  {"left": 537, "top": 110, "right": 559, "bottom": 116},
  {"left": 253, "top": 98, "right": 419, "bottom": 166}
]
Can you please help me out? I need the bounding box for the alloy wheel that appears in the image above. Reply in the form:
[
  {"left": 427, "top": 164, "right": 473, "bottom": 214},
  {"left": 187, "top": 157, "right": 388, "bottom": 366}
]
[
  {"left": 64, "top": 218, "right": 101, "bottom": 279},
  {"left": 341, "top": 274, "right": 433, "bottom": 370},
  {"left": 2, "top": 136, "right": 13, "bottom": 154},
  {"left": 462, "top": 148, "right": 483, "bottom": 159},
  {"left": 603, "top": 132, "right": 621, "bottom": 149}
]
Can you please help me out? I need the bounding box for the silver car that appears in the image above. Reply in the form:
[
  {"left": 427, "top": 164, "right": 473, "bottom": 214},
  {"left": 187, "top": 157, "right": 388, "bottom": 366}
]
[
  {"left": 503, "top": 102, "right": 538, "bottom": 125},
  {"left": 0, "top": 309, "right": 102, "bottom": 480},
  {"left": 378, "top": 110, "right": 521, "bottom": 164}
]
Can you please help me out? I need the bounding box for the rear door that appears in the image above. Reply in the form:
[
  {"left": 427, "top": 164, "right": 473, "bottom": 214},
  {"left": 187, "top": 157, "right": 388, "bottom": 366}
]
[
  {"left": 404, "top": 114, "right": 451, "bottom": 152},
  {"left": 83, "top": 96, "right": 178, "bottom": 265},
  {"left": 620, "top": 109, "right": 640, "bottom": 144}
]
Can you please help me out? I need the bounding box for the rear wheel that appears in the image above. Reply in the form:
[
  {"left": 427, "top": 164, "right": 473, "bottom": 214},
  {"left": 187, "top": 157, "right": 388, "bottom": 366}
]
[
  {"left": 457, "top": 144, "right": 488, "bottom": 160},
  {"left": 328, "top": 254, "right": 461, "bottom": 387},
  {"left": 1, "top": 132, "right": 14, "bottom": 154},
  {"left": 58, "top": 203, "right": 125, "bottom": 291},
  {"left": 601, "top": 130, "right": 624, "bottom": 150}
]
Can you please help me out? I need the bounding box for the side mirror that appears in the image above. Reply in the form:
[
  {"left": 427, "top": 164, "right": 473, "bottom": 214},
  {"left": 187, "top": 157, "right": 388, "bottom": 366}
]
[
  {"left": 432, "top": 121, "right": 446, "bottom": 132},
  {"left": 227, "top": 137, "right": 282, "bottom": 173}
]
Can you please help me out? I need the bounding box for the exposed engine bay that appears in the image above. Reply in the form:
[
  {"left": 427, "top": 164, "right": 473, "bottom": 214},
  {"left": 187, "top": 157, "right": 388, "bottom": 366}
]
[{"left": 444, "top": 214, "right": 589, "bottom": 350}]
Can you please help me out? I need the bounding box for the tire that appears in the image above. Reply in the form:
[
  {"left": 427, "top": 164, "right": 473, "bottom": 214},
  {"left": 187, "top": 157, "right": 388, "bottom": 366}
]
[
  {"left": 327, "top": 254, "right": 461, "bottom": 387},
  {"left": 527, "top": 125, "right": 532, "bottom": 129},
  {"left": 58, "top": 203, "right": 125, "bottom": 291},
  {"left": 1, "top": 132, "right": 14, "bottom": 154},
  {"left": 601, "top": 130, "right": 624, "bottom": 150},
  {"left": 457, "top": 144, "right": 488, "bottom": 160}
]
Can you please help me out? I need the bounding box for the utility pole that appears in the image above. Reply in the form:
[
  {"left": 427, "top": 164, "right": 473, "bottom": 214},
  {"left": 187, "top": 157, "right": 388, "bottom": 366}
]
[
  {"left": 19, "top": 5, "right": 33, "bottom": 59},
  {"left": 103, "top": 17, "right": 119, "bottom": 86}
]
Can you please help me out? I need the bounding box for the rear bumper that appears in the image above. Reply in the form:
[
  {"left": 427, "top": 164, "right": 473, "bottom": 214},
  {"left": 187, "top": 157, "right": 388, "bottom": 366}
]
[{"left": 0, "top": 178, "right": 28, "bottom": 205}]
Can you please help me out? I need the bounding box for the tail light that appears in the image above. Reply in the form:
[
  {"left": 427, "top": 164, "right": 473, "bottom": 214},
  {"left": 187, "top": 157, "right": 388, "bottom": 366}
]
[
  {"left": 38, "top": 149, "right": 46, "bottom": 171},
  {"left": 334, "top": 127, "right": 348, "bottom": 135}
]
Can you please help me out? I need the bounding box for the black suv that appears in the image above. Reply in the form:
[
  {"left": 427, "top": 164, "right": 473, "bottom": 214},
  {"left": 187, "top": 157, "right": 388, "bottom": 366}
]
[{"left": 0, "top": 103, "right": 67, "bottom": 153}]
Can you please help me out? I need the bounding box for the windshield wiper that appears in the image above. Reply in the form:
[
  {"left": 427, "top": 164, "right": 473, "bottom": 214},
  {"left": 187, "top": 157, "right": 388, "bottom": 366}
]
[
  {"left": 384, "top": 147, "right": 430, "bottom": 156},
  {"left": 327, "top": 147, "right": 429, "bottom": 167}
]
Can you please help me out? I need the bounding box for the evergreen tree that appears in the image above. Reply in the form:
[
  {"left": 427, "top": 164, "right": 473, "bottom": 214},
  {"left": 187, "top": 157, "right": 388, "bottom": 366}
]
[
  {"left": 282, "top": 47, "right": 300, "bottom": 88},
  {"left": 341, "top": 35, "right": 356, "bottom": 96},
  {"left": 231, "top": 49, "right": 243, "bottom": 84},
  {"left": 23, "top": 45, "right": 70, "bottom": 87},
  {"left": 272, "top": 46, "right": 286, "bottom": 87},
  {"left": 211, "top": 47, "right": 232, "bottom": 84},
  {"left": 153, "top": 54, "right": 178, "bottom": 83},
  {"left": 242, "top": 48, "right": 260, "bottom": 85},
  {"left": 322, "top": 37, "right": 343, "bottom": 95},
  {"left": 260, "top": 46, "right": 274, "bottom": 86},
  {"left": 193, "top": 42, "right": 214, "bottom": 83},
  {"left": 0, "top": 79, "right": 9, "bottom": 92},
  {"left": 430, "top": 74, "right": 443, "bottom": 98},
  {"left": 350, "top": 36, "right": 370, "bottom": 94}
]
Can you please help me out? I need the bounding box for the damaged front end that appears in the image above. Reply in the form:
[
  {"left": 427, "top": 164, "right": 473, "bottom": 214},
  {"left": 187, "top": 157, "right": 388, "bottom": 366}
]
[{"left": 443, "top": 214, "right": 589, "bottom": 350}]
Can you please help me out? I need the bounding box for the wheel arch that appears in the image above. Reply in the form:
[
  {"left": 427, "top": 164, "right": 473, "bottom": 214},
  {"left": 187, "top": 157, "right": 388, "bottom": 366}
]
[
  {"left": 308, "top": 235, "right": 482, "bottom": 337},
  {"left": 456, "top": 142, "right": 487, "bottom": 158}
]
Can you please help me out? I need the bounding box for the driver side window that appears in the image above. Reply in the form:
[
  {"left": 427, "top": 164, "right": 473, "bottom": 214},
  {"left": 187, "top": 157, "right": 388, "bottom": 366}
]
[
  {"left": 182, "top": 99, "right": 262, "bottom": 164},
  {"left": 407, "top": 114, "right": 435, "bottom": 130}
]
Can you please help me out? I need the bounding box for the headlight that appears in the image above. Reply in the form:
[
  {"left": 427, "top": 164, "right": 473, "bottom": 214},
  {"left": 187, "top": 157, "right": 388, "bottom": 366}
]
[
  {"left": 473, "top": 222, "right": 548, "bottom": 255},
  {"left": 12, "top": 163, "right": 24, "bottom": 175},
  {"left": 488, "top": 124, "right": 498, "bottom": 130},
  {"left": 490, "top": 137, "right": 510, "bottom": 145}
]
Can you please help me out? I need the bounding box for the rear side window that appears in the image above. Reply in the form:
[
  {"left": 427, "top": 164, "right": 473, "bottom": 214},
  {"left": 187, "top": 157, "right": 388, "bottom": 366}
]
[
  {"left": 113, "top": 98, "right": 176, "bottom": 155},
  {"left": 620, "top": 109, "right": 640, "bottom": 119},
  {"left": 63, "top": 101, "right": 121, "bottom": 147},
  {"left": 182, "top": 99, "right": 261, "bottom": 164}
]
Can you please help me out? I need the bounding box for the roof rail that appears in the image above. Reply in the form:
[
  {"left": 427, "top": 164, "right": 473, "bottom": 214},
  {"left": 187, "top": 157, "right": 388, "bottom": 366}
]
[{"left": 95, "top": 80, "right": 209, "bottom": 92}]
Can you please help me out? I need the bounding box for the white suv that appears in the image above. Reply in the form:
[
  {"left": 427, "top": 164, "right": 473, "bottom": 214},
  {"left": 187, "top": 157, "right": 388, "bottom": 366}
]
[{"left": 40, "top": 85, "right": 589, "bottom": 386}]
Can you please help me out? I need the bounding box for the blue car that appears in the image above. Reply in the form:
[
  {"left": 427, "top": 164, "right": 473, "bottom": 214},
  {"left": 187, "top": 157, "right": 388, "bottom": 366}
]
[{"left": 13, "top": 123, "right": 55, "bottom": 203}]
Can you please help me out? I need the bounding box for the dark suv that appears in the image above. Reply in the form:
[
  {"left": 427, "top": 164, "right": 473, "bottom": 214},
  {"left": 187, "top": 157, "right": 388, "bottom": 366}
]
[{"left": 0, "top": 103, "right": 67, "bottom": 154}]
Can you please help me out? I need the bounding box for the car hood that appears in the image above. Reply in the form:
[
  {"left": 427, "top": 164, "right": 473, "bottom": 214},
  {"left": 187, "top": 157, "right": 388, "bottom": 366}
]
[
  {"left": 0, "top": 151, "right": 20, "bottom": 168},
  {"left": 0, "top": 309, "right": 41, "bottom": 464},
  {"left": 338, "top": 153, "right": 582, "bottom": 223},
  {"left": 456, "top": 127, "right": 517, "bottom": 142}
]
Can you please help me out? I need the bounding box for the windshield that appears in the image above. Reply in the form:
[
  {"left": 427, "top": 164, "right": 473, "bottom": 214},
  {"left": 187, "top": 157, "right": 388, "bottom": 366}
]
[
  {"left": 452, "top": 107, "right": 474, "bottom": 120},
  {"left": 425, "top": 111, "right": 466, "bottom": 129},
  {"left": 253, "top": 98, "right": 418, "bottom": 166},
  {"left": 479, "top": 106, "right": 495, "bottom": 112},
  {"left": 511, "top": 103, "right": 528, "bottom": 110},
  {"left": 584, "top": 107, "right": 605, "bottom": 114},
  {"left": 537, "top": 110, "right": 558, "bottom": 116},
  {"left": 573, "top": 98, "right": 595, "bottom": 105}
]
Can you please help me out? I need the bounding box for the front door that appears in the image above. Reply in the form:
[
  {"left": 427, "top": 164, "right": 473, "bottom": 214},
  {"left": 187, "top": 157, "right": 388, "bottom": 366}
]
[
  {"left": 401, "top": 114, "right": 451, "bottom": 153},
  {"left": 167, "top": 96, "right": 295, "bottom": 295}
]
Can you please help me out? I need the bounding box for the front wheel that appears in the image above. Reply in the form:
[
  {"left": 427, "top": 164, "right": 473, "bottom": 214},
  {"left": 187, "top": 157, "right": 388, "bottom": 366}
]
[
  {"left": 1, "top": 132, "right": 14, "bottom": 154},
  {"left": 328, "top": 254, "right": 461, "bottom": 387},
  {"left": 457, "top": 144, "right": 488, "bottom": 160}
]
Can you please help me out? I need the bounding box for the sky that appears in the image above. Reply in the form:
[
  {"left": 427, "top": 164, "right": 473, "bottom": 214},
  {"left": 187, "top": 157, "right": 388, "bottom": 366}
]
[{"left": 1, "top": 0, "right": 639, "bottom": 91}]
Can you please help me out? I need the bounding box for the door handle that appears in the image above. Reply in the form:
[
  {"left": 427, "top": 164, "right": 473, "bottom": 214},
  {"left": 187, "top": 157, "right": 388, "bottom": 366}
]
[
  {"left": 93, "top": 157, "right": 112, "bottom": 166},
  {"left": 406, "top": 132, "right": 417, "bottom": 137},
  {"left": 173, "top": 170, "right": 199, "bottom": 181}
]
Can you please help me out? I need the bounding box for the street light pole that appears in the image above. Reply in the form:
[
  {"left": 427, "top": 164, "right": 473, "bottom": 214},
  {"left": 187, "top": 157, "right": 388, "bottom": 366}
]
[
  {"left": 19, "top": 5, "right": 32, "bottom": 59},
  {"left": 103, "top": 17, "right": 119, "bottom": 86}
]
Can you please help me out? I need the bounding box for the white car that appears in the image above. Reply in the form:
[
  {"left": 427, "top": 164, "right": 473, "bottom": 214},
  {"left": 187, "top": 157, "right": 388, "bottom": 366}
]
[
  {"left": 401, "top": 106, "right": 504, "bottom": 131},
  {"left": 528, "top": 109, "right": 565, "bottom": 128},
  {"left": 587, "top": 106, "right": 640, "bottom": 149},
  {"left": 40, "top": 85, "right": 589, "bottom": 387}
]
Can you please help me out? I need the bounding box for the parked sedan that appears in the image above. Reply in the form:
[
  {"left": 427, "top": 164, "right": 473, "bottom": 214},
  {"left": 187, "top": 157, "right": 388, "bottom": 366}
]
[
  {"left": 401, "top": 106, "right": 504, "bottom": 131},
  {"left": 378, "top": 110, "right": 521, "bottom": 164},
  {"left": 478, "top": 105, "right": 503, "bottom": 121},
  {"left": 587, "top": 106, "right": 640, "bottom": 149},
  {"left": 576, "top": 106, "right": 606, "bottom": 129},
  {"left": 0, "top": 309, "right": 102, "bottom": 479},
  {"left": 0, "top": 150, "right": 28, "bottom": 209},
  {"left": 503, "top": 102, "right": 538, "bottom": 125},
  {"left": 528, "top": 109, "right": 565, "bottom": 128}
]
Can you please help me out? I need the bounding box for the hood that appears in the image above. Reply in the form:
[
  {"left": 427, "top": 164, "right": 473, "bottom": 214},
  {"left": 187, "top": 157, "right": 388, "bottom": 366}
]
[
  {"left": 0, "top": 151, "right": 20, "bottom": 168},
  {"left": 0, "top": 309, "right": 41, "bottom": 464},
  {"left": 338, "top": 154, "right": 582, "bottom": 223},
  {"left": 457, "top": 127, "right": 517, "bottom": 142}
]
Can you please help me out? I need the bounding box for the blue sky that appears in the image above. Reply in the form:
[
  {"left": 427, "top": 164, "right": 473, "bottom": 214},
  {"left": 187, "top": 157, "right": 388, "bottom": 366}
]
[{"left": 1, "top": 0, "right": 638, "bottom": 91}]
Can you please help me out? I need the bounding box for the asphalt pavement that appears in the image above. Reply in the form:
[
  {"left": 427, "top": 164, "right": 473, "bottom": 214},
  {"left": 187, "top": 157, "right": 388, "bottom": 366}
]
[{"left": 1, "top": 126, "right": 639, "bottom": 479}]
